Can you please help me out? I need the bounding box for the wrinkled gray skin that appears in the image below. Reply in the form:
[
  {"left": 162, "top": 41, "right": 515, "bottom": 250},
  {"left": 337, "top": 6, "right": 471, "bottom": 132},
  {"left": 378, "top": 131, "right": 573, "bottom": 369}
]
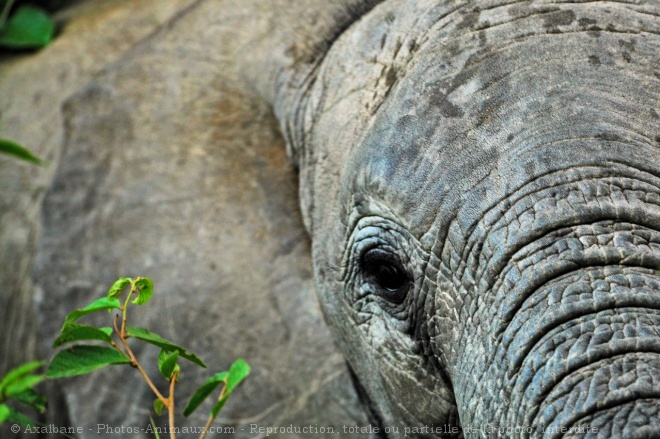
[
  {"left": 1, "top": 1, "right": 658, "bottom": 438},
  {"left": 259, "top": 0, "right": 660, "bottom": 437}
]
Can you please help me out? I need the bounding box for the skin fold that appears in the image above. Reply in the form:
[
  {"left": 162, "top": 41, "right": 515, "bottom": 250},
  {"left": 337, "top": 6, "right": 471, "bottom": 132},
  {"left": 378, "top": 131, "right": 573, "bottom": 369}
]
[{"left": 252, "top": 0, "right": 660, "bottom": 437}]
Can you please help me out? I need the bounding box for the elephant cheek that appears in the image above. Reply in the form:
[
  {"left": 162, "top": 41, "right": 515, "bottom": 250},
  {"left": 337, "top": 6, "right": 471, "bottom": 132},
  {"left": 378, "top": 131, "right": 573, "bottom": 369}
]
[{"left": 437, "top": 167, "right": 660, "bottom": 436}]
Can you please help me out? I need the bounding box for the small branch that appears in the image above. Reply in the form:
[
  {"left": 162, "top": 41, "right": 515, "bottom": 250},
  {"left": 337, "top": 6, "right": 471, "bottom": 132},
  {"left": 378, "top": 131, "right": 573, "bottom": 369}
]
[
  {"left": 198, "top": 384, "right": 227, "bottom": 439},
  {"left": 110, "top": 339, "right": 126, "bottom": 355},
  {"left": 199, "top": 414, "right": 214, "bottom": 439},
  {"left": 111, "top": 315, "right": 128, "bottom": 356},
  {"left": 115, "top": 280, "right": 166, "bottom": 401},
  {"left": 169, "top": 370, "right": 179, "bottom": 439},
  {"left": 120, "top": 283, "right": 136, "bottom": 336},
  {"left": 122, "top": 340, "right": 166, "bottom": 403},
  {"left": 116, "top": 323, "right": 167, "bottom": 404}
]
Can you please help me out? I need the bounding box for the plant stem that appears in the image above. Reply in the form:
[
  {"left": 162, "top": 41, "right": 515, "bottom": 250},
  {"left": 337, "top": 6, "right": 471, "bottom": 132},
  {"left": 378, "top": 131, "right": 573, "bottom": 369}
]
[
  {"left": 117, "top": 329, "right": 167, "bottom": 403},
  {"left": 199, "top": 414, "right": 214, "bottom": 439},
  {"left": 115, "top": 279, "right": 177, "bottom": 437},
  {"left": 120, "top": 282, "right": 136, "bottom": 336},
  {"left": 198, "top": 384, "right": 227, "bottom": 439},
  {"left": 114, "top": 290, "right": 167, "bottom": 405},
  {"left": 111, "top": 315, "right": 129, "bottom": 356},
  {"left": 169, "top": 370, "right": 178, "bottom": 439}
]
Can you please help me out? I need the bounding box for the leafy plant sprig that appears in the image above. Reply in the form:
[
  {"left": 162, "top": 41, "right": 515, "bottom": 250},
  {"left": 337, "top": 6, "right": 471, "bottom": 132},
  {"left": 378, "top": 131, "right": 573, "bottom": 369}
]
[
  {"left": 0, "top": 126, "right": 45, "bottom": 429},
  {"left": 0, "top": 361, "right": 47, "bottom": 427},
  {"left": 46, "top": 277, "right": 250, "bottom": 439}
]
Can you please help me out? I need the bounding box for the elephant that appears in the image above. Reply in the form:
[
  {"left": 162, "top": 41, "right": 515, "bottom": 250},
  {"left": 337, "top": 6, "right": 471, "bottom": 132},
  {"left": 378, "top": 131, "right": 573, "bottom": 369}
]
[
  {"left": 244, "top": 0, "right": 660, "bottom": 436},
  {"left": 1, "top": 0, "right": 658, "bottom": 438}
]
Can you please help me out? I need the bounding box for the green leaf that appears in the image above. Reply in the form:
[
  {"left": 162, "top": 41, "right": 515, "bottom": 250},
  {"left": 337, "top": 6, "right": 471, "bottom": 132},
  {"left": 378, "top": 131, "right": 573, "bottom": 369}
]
[
  {"left": 184, "top": 360, "right": 250, "bottom": 417},
  {"left": 0, "top": 404, "right": 9, "bottom": 423},
  {"left": 153, "top": 398, "right": 165, "bottom": 416},
  {"left": 157, "top": 349, "right": 179, "bottom": 380},
  {"left": 183, "top": 371, "right": 227, "bottom": 417},
  {"left": 62, "top": 297, "right": 121, "bottom": 328},
  {"left": 225, "top": 359, "right": 250, "bottom": 394},
  {"left": 0, "top": 361, "right": 43, "bottom": 392},
  {"left": 211, "top": 359, "right": 250, "bottom": 417},
  {"left": 53, "top": 324, "right": 113, "bottom": 348},
  {"left": 11, "top": 389, "right": 47, "bottom": 412},
  {"left": 210, "top": 394, "right": 229, "bottom": 417},
  {"left": 0, "top": 5, "right": 55, "bottom": 49},
  {"left": 107, "top": 277, "right": 132, "bottom": 299},
  {"left": 7, "top": 407, "right": 35, "bottom": 427},
  {"left": 0, "top": 138, "right": 41, "bottom": 164},
  {"left": 46, "top": 346, "right": 130, "bottom": 378},
  {"left": 3, "top": 375, "right": 44, "bottom": 398},
  {"left": 131, "top": 277, "right": 153, "bottom": 305},
  {"left": 126, "top": 327, "right": 206, "bottom": 368},
  {"left": 149, "top": 415, "right": 162, "bottom": 439}
]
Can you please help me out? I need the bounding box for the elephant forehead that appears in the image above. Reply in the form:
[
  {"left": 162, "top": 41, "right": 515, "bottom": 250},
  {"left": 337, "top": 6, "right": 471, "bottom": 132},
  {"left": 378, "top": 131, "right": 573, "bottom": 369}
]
[{"left": 339, "top": 3, "right": 659, "bottom": 241}]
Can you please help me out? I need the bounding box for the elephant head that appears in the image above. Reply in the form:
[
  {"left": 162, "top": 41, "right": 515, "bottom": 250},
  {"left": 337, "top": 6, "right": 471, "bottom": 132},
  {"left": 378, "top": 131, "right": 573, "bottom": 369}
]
[{"left": 265, "top": 0, "right": 660, "bottom": 436}]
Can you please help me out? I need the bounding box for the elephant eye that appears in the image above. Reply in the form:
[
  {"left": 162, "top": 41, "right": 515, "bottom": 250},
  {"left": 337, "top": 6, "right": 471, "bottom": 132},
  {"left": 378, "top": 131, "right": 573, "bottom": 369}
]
[{"left": 361, "top": 248, "right": 410, "bottom": 304}]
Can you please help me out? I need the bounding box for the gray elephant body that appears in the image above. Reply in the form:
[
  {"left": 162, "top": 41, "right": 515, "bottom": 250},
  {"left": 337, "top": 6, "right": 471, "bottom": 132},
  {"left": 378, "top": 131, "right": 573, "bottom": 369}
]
[{"left": 264, "top": 0, "right": 660, "bottom": 436}]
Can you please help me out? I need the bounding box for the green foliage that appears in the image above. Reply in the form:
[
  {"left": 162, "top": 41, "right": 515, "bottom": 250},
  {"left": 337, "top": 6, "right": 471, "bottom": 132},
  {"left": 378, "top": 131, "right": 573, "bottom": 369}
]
[
  {"left": 107, "top": 277, "right": 132, "bottom": 299},
  {"left": 0, "top": 362, "right": 42, "bottom": 390},
  {"left": 1, "top": 405, "right": 36, "bottom": 427},
  {"left": 0, "top": 100, "right": 46, "bottom": 428},
  {"left": 158, "top": 349, "right": 180, "bottom": 380},
  {"left": 1, "top": 276, "right": 249, "bottom": 437},
  {"left": 0, "top": 361, "right": 47, "bottom": 427},
  {"left": 132, "top": 277, "right": 153, "bottom": 305},
  {"left": 183, "top": 372, "right": 228, "bottom": 417},
  {"left": 184, "top": 359, "right": 250, "bottom": 418},
  {"left": 42, "top": 277, "right": 250, "bottom": 439},
  {"left": 10, "top": 389, "right": 46, "bottom": 413},
  {"left": 153, "top": 399, "right": 166, "bottom": 416},
  {"left": 53, "top": 324, "right": 113, "bottom": 348},
  {"left": 126, "top": 326, "right": 206, "bottom": 368},
  {"left": 211, "top": 359, "right": 250, "bottom": 417},
  {"left": 62, "top": 297, "right": 121, "bottom": 328},
  {"left": 0, "top": 0, "right": 55, "bottom": 50},
  {"left": 0, "top": 138, "right": 41, "bottom": 164},
  {"left": 149, "top": 415, "right": 162, "bottom": 439},
  {"left": 47, "top": 346, "right": 132, "bottom": 378},
  {"left": 0, "top": 4, "right": 54, "bottom": 49}
]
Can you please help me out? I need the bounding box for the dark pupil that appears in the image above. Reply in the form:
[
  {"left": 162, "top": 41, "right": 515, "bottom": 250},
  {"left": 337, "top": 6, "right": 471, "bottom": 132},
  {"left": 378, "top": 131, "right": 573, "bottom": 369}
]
[
  {"left": 362, "top": 250, "right": 409, "bottom": 303},
  {"left": 374, "top": 263, "right": 406, "bottom": 291}
]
